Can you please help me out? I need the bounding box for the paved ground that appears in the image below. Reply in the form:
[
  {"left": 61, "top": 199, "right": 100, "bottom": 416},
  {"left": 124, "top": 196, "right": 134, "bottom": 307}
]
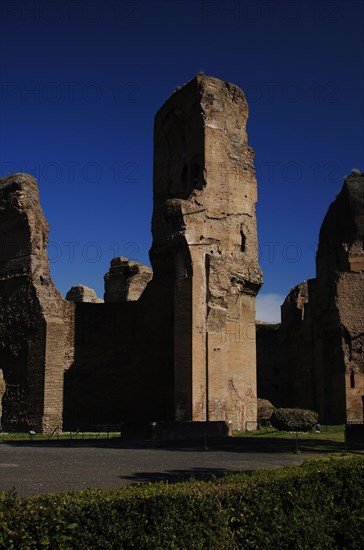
[{"left": 0, "top": 437, "right": 315, "bottom": 497}]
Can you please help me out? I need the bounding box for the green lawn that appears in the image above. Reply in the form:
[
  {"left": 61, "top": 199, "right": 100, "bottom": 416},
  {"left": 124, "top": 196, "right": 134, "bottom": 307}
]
[
  {"left": 234, "top": 425, "right": 345, "bottom": 441},
  {"left": 0, "top": 431, "right": 121, "bottom": 442},
  {"left": 1, "top": 426, "right": 361, "bottom": 456},
  {"left": 232, "top": 425, "right": 350, "bottom": 453}
]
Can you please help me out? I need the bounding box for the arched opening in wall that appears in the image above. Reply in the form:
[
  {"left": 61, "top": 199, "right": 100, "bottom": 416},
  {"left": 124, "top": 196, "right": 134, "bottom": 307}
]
[
  {"left": 350, "top": 370, "right": 355, "bottom": 388},
  {"left": 0, "top": 369, "right": 5, "bottom": 430},
  {"left": 241, "top": 230, "right": 246, "bottom": 253}
]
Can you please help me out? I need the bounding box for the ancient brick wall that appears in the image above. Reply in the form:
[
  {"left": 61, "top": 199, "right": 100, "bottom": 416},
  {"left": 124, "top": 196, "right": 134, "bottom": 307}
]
[
  {"left": 312, "top": 174, "right": 364, "bottom": 422},
  {"left": 257, "top": 173, "right": 364, "bottom": 424},
  {"left": 0, "top": 76, "right": 264, "bottom": 433},
  {"left": 63, "top": 302, "right": 140, "bottom": 428},
  {"left": 256, "top": 322, "right": 281, "bottom": 406},
  {"left": 0, "top": 174, "right": 74, "bottom": 433},
  {"left": 338, "top": 273, "right": 364, "bottom": 421},
  {"left": 150, "top": 76, "right": 262, "bottom": 430},
  {"left": 104, "top": 257, "right": 152, "bottom": 302}
]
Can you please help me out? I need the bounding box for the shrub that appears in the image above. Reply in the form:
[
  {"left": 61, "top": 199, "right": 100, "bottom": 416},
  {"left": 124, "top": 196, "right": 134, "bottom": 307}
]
[
  {"left": 270, "top": 407, "right": 318, "bottom": 432},
  {"left": 0, "top": 457, "right": 363, "bottom": 549}
]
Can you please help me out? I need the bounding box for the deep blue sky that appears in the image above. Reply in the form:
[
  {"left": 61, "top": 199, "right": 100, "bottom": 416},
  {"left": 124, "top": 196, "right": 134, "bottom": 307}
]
[{"left": 1, "top": 0, "right": 363, "bottom": 321}]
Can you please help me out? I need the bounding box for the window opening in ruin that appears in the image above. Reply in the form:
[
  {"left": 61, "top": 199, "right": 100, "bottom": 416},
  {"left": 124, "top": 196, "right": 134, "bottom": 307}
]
[
  {"left": 350, "top": 370, "right": 355, "bottom": 388},
  {"left": 241, "top": 230, "right": 246, "bottom": 252}
]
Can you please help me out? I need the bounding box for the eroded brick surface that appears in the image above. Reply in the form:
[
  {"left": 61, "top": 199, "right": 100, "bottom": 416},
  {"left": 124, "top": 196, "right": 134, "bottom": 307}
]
[
  {"left": 0, "top": 174, "right": 74, "bottom": 432},
  {"left": 104, "top": 258, "right": 152, "bottom": 302},
  {"left": 149, "top": 76, "right": 262, "bottom": 429},
  {"left": 257, "top": 174, "right": 364, "bottom": 423}
]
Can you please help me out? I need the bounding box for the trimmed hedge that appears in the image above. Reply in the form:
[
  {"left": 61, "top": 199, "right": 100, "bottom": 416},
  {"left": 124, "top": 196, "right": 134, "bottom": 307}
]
[
  {"left": 270, "top": 407, "right": 318, "bottom": 432},
  {"left": 1, "top": 457, "right": 363, "bottom": 549}
]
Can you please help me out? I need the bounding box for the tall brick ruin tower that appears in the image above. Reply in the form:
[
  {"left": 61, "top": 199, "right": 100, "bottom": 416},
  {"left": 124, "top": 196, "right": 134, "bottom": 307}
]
[
  {"left": 313, "top": 172, "right": 364, "bottom": 423},
  {"left": 150, "top": 75, "right": 262, "bottom": 430}
]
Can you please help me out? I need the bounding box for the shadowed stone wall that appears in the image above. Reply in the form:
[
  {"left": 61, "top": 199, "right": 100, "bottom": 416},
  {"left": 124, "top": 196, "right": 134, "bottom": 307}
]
[
  {"left": 0, "top": 174, "right": 74, "bottom": 433},
  {"left": 63, "top": 302, "right": 139, "bottom": 429},
  {"left": 257, "top": 174, "right": 364, "bottom": 424}
]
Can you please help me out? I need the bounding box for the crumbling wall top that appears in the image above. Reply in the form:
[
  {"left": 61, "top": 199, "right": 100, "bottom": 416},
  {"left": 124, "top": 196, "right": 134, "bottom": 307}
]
[
  {"left": 317, "top": 172, "right": 364, "bottom": 277},
  {"left": 66, "top": 285, "right": 103, "bottom": 303},
  {"left": 281, "top": 282, "right": 309, "bottom": 326},
  {"left": 104, "top": 257, "right": 152, "bottom": 302},
  {"left": 0, "top": 172, "right": 66, "bottom": 317}
]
